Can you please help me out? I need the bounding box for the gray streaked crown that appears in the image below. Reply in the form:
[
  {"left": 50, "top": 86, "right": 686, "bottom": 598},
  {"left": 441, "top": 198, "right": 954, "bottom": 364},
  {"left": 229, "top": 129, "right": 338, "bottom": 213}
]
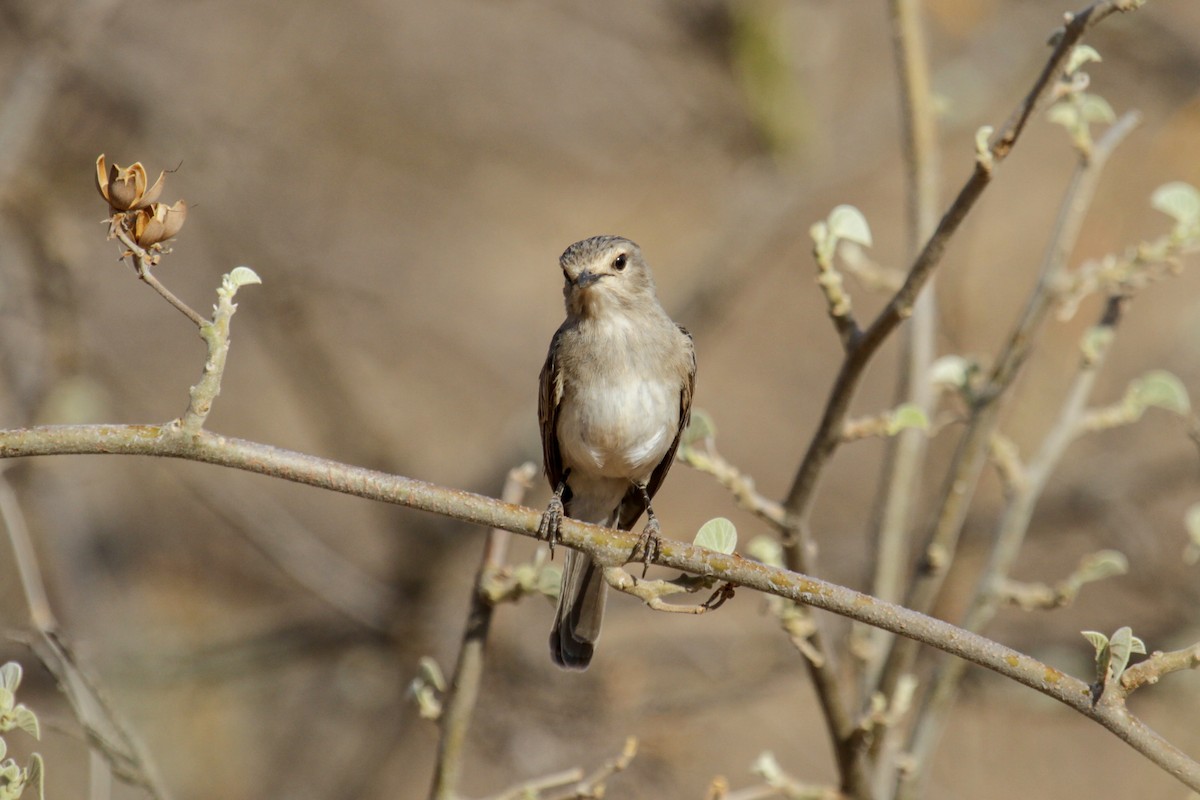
[{"left": 559, "top": 235, "right": 642, "bottom": 270}]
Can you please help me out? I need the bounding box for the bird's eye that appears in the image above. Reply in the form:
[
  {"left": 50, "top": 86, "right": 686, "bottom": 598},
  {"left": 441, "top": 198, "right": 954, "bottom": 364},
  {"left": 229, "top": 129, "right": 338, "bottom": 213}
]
[{"left": 612, "top": 253, "right": 628, "bottom": 271}]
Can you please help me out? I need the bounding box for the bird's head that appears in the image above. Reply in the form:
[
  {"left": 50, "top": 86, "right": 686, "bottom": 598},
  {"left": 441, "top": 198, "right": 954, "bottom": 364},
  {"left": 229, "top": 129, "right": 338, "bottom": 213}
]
[{"left": 559, "top": 235, "right": 656, "bottom": 317}]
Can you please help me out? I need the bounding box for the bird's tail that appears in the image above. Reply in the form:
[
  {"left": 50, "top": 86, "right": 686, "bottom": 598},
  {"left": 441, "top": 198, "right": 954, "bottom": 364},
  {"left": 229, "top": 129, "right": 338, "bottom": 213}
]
[{"left": 549, "top": 547, "right": 608, "bottom": 669}]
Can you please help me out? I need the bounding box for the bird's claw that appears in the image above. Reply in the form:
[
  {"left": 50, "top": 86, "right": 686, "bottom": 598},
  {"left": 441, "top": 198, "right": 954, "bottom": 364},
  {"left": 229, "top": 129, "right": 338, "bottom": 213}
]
[
  {"left": 538, "top": 493, "right": 565, "bottom": 558},
  {"left": 633, "top": 516, "right": 662, "bottom": 577}
]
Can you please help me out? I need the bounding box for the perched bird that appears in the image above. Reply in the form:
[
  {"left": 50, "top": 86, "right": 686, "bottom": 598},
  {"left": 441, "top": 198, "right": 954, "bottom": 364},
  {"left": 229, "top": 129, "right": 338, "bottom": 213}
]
[{"left": 537, "top": 235, "right": 696, "bottom": 669}]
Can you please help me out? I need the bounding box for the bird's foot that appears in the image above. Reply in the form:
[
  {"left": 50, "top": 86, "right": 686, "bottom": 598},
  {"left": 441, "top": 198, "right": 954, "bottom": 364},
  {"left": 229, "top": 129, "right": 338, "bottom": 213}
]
[
  {"left": 537, "top": 493, "right": 565, "bottom": 557},
  {"left": 633, "top": 515, "right": 662, "bottom": 577}
]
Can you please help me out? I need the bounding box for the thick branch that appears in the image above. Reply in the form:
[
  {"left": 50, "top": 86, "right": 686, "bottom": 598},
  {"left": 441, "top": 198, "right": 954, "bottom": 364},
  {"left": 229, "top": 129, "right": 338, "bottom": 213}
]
[{"left": 1, "top": 422, "right": 1198, "bottom": 791}]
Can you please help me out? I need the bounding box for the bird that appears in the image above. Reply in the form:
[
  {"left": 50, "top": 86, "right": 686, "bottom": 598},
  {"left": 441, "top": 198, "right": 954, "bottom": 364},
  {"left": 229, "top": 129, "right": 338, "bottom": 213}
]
[{"left": 537, "top": 235, "right": 696, "bottom": 669}]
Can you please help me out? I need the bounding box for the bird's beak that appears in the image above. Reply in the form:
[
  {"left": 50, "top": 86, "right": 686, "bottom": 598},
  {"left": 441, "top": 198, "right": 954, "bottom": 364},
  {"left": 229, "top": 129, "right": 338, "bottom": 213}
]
[{"left": 572, "top": 269, "right": 603, "bottom": 289}]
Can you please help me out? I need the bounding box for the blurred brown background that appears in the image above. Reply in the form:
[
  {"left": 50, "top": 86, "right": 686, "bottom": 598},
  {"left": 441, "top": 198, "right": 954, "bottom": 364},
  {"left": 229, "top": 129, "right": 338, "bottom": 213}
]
[{"left": 1, "top": 0, "right": 1198, "bottom": 798}]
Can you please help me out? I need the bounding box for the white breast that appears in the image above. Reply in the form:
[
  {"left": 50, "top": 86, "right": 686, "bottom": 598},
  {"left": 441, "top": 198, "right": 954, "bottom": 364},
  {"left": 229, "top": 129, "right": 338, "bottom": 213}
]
[{"left": 557, "top": 376, "right": 679, "bottom": 482}]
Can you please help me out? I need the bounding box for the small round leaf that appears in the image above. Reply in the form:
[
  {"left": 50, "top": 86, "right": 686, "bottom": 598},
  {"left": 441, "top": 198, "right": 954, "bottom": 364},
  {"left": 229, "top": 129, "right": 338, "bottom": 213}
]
[
  {"left": 930, "top": 355, "right": 971, "bottom": 389},
  {"left": 1082, "top": 630, "right": 1109, "bottom": 654},
  {"left": 681, "top": 409, "right": 716, "bottom": 447},
  {"left": 227, "top": 266, "right": 262, "bottom": 288},
  {"left": 747, "top": 535, "right": 783, "bottom": 568},
  {"left": 1065, "top": 44, "right": 1102, "bottom": 75},
  {"left": 1129, "top": 370, "right": 1190, "bottom": 415},
  {"left": 694, "top": 517, "right": 737, "bottom": 554},
  {"left": 1077, "top": 94, "right": 1115, "bottom": 124},
  {"left": 1151, "top": 182, "right": 1200, "bottom": 227},
  {"left": 885, "top": 403, "right": 930, "bottom": 436},
  {"left": 1183, "top": 504, "right": 1200, "bottom": 565},
  {"left": 0, "top": 663, "right": 21, "bottom": 694},
  {"left": 1074, "top": 550, "right": 1128, "bottom": 584},
  {"left": 827, "top": 205, "right": 872, "bottom": 248}
]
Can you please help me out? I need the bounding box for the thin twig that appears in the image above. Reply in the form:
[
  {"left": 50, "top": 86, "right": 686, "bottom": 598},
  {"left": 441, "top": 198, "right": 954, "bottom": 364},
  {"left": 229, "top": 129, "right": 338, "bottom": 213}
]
[
  {"left": 781, "top": 0, "right": 1138, "bottom": 552},
  {"left": 774, "top": 6, "right": 1140, "bottom": 794},
  {"left": 679, "top": 445, "right": 788, "bottom": 531},
  {"left": 603, "top": 567, "right": 734, "bottom": 614},
  {"left": 0, "top": 471, "right": 173, "bottom": 800},
  {"left": 897, "top": 291, "right": 1131, "bottom": 798},
  {"left": 1120, "top": 644, "right": 1200, "bottom": 694},
  {"left": 873, "top": 112, "right": 1142, "bottom": 732},
  {"left": 1, "top": 422, "right": 1199, "bottom": 789},
  {"left": 861, "top": 0, "right": 941, "bottom": 713},
  {"left": 429, "top": 462, "right": 537, "bottom": 800},
  {"left": 110, "top": 226, "right": 207, "bottom": 328}
]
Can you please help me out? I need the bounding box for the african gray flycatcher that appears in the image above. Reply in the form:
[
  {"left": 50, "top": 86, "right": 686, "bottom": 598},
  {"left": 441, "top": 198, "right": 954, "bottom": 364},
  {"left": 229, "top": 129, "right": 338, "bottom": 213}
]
[{"left": 538, "top": 235, "right": 696, "bottom": 669}]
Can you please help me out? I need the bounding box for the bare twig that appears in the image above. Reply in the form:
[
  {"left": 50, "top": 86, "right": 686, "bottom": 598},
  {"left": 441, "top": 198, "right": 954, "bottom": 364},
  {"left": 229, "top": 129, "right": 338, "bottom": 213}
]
[
  {"left": 430, "top": 462, "right": 537, "bottom": 800},
  {"left": 861, "top": 0, "right": 941, "bottom": 712},
  {"left": 873, "top": 111, "right": 1142, "bottom": 723},
  {"left": 814, "top": 256, "right": 862, "bottom": 352},
  {"left": 781, "top": 0, "right": 1141, "bottom": 556},
  {"left": 604, "top": 566, "right": 735, "bottom": 614},
  {"left": 896, "top": 292, "right": 1134, "bottom": 799},
  {"left": 481, "top": 737, "right": 638, "bottom": 800},
  {"left": 0, "top": 471, "right": 172, "bottom": 799},
  {"left": 110, "top": 226, "right": 207, "bottom": 329},
  {"left": 680, "top": 444, "right": 788, "bottom": 531},
  {"left": 775, "top": 6, "right": 1142, "bottom": 793},
  {"left": 2, "top": 422, "right": 1199, "bottom": 789},
  {"left": 1120, "top": 644, "right": 1200, "bottom": 694}
]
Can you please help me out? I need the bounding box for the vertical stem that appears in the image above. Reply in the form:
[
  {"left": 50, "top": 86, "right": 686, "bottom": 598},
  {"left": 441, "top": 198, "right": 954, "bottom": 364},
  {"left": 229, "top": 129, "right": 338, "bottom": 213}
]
[
  {"left": 429, "top": 463, "right": 537, "bottom": 800},
  {"left": 862, "top": 0, "right": 941, "bottom": 694},
  {"left": 876, "top": 112, "right": 1140, "bottom": 794}
]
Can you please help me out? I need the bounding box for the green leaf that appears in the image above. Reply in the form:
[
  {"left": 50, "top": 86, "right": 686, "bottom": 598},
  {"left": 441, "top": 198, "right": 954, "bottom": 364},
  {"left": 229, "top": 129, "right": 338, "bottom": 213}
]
[
  {"left": 1082, "top": 630, "right": 1109, "bottom": 654},
  {"left": 1151, "top": 182, "right": 1200, "bottom": 228},
  {"left": 1128, "top": 370, "right": 1191, "bottom": 416},
  {"left": 1184, "top": 504, "right": 1200, "bottom": 566},
  {"left": 929, "top": 355, "right": 971, "bottom": 389},
  {"left": 1065, "top": 44, "right": 1102, "bottom": 75},
  {"left": 1074, "top": 550, "right": 1129, "bottom": 585},
  {"left": 12, "top": 708, "right": 37, "bottom": 741},
  {"left": 827, "top": 205, "right": 872, "bottom": 249},
  {"left": 416, "top": 656, "right": 445, "bottom": 692},
  {"left": 535, "top": 563, "right": 562, "bottom": 599},
  {"left": 885, "top": 403, "right": 930, "bottom": 436},
  {"left": 1080, "top": 324, "right": 1115, "bottom": 363},
  {"left": 751, "top": 751, "right": 785, "bottom": 784},
  {"left": 680, "top": 409, "right": 716, "bottom": 447},
  {"left": 227, "top": 266, "right": 262, "bottom": 288},
  {"left": 0, "top": 759, "right": 20, "bottom": 786},
  {"left": 1107, "top": 626, "right": 1142, "bottom": 680},
  {"left": 0, "top": 740, "right": 6, "bottom": 762},
  {"left": 25, "top": 754, "right": 43, "bottom": 800},
  {"left": 0, "top": 665, "right": 20, "bottom": 696},
  {"left": 694, "top": 517, "right": 737, "bottom": 555},
  {"left": 1076, "top": 94, "right": 1115, "bottom": 124},
  {"left": 747, "top": 535, "right": 783, "bottom": 568},
  {"left": 412, "top": 684, "right": 442, "bottom": 720},
  {"left": 1046, "top": 102, "right": 1080, "bottom": 131}
]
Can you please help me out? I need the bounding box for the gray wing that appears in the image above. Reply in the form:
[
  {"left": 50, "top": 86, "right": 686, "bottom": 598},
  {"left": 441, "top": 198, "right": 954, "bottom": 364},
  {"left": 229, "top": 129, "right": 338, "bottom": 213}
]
[
  {"left": 616, "top": 325, "right": 696, "bottom": 531},
  {"left": 538, "top": 326, "right": 567, "bottom": 490}
]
